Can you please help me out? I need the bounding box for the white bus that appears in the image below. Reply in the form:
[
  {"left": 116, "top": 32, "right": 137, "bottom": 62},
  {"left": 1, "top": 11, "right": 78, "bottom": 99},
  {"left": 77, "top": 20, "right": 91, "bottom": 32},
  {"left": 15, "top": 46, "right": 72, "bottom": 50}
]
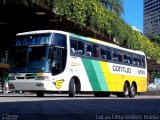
[{"left": 8, "top": 30, "right": 147, "bottom": 97}]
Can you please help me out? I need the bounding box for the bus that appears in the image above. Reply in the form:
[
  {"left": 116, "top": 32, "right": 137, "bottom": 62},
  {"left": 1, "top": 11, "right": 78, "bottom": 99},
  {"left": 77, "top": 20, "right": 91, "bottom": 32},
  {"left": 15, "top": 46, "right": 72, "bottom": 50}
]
[{"left": 8, "top": 30, "right": 147, "bottom": 97}]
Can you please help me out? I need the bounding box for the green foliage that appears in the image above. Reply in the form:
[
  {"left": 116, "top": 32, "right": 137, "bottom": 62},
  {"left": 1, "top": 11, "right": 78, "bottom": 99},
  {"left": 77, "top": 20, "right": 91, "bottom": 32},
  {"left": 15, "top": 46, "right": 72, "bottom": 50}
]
[
  {"left": 150, "top": 35, "right": 160, "bottom": 44},
  {"left": 29, "top": 0, "right": 160, "bottom": 62},
  {"left": 150, "top": 72, "right": 156, "bottom": 82},
  {"left": 52, "top": 0, "right": 114, "bottom": 36},
  {"left": 157, "top": 72, "right": 160, "bottom": 78},
  {"left": 100, "top": 0, "right": 124, "bottom": 16}
]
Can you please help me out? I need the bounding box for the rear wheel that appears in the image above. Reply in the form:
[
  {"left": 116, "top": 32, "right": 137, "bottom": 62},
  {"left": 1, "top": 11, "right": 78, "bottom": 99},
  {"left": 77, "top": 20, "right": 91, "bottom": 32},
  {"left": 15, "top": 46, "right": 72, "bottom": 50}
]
[
  {"left": 117, "top": 83, "right": 129, "bottom": 97},
  {"left": 129, "top": 84, "right": 137, "bottom": 98},
  {"left": 69, "top": 79, "right": 76, "bottom": 97},
  {"left": 36, "top": 91, "right": 44, "bottom": 97}
]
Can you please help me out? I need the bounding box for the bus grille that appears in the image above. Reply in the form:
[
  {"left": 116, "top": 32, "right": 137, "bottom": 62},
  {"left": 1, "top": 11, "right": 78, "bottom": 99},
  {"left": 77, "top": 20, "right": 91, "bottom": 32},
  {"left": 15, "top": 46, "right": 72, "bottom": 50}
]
[
  {"left": 16, "top": 77, "right": 25, "bottom": 79},
  {"left": 26, "top": 76, "right": 35, "bottom": 79},
  {"left": 16, "top": 77, "right": 35, "bottom": 79}
]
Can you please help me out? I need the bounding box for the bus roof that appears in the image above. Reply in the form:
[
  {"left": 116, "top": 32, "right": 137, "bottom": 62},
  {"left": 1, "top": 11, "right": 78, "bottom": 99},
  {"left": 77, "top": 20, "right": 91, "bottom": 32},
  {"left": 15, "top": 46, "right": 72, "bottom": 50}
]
[
  {"left": 16, "top": 30, "right": 68, "bottom": 36},
  {"left": 16, "top": 30, "right": 145, "bottom": 56}
]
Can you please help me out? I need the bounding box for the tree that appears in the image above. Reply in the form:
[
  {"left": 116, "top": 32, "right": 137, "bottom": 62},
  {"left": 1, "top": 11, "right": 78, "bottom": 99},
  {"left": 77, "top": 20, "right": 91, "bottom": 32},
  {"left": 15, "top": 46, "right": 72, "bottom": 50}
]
[
  {"left": 100, "top": 0, "right": 124, "bottom": 16},
  {"left": 29, "top": 0, "right": 160, "bottom": 62},
  {"left": 150, "top": 35, "right": 160, "bottom": 44}
]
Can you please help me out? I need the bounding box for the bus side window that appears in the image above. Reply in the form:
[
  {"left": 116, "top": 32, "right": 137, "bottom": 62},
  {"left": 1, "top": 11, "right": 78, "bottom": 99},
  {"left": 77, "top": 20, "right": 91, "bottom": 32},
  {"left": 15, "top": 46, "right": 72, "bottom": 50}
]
[
  {"left": 117, "top": 51, "right": 123, "bottom": 62},
  {"left": 123, "top": 52, "right": 132, "bottom": 64},
  {"left": 133, "top": 57, "right": 137, "bottom": 65},
  {"left": 93, "top": 44, "right": 99, "bottom": 58},
  {"left": 106, "top": 47, "right": 111, "bottom": 60},
  {"left": 112, "top": 49, "right": 118, "bottom": 62},
  {"left": 77, "top": 41, "right": 85, "bottom": 55},
  {"left": 133, "top": 55, "right": 141, "bottom": 66},
  {"left": 100, "top": 47, "right": 106, "bottom": 60},
  {"left": 137, "top": 56, "right": 141, "bottom": 66},
  {"left": 70, "top": 39, "right": 77, "bottom": 55},
  {"left": 86, "top": 44, "right": 93, "bottom": 57},
  {"left": 123, "top": 53, "right": 128, "bottom": 63},
  {"left": 141, "top": 56, "right": 146, "bottom": 67},
  {"left": 128, "top": 53, "right": 132, "bottom": 64}
]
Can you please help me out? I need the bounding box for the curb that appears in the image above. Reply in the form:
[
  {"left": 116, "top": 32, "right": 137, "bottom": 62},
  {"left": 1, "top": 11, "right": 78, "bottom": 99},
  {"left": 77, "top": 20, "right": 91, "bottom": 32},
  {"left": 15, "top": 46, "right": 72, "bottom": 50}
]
[{"left": 139, "top": 91, "right": 160, "bottom": 96}]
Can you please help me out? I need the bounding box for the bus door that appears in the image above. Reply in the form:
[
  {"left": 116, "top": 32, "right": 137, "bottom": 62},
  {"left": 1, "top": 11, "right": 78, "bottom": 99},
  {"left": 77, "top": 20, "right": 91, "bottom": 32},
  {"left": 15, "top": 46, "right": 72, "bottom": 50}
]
[
  {"left": 50, "top": 33, "right": 67, "bottom": 75},
  {"left": 51, "top": 46, "right": 67, "bottom": 75}
]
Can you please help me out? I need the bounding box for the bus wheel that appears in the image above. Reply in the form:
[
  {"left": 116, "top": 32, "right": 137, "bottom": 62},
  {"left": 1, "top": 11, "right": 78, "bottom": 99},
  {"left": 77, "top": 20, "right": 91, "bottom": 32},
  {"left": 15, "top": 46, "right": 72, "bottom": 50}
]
[
  {"left": 36, "top": 91, "right": 44, "bottom": 97},
  {"left": 69, "top": 78, "right": 76, "bottom": 97},
  {"left": 117, "top": 83, "right": 129, "bottom": 97},
  {"left": 129, "top": 84, "right": 137, "bottom": 98}
]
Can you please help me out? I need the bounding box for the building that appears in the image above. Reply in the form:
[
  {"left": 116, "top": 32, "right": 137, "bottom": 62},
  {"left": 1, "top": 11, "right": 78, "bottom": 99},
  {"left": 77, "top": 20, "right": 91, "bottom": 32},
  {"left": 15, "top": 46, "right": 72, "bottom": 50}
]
[{"left": 144, "top": 0, "right": 160, "bottom": 37}]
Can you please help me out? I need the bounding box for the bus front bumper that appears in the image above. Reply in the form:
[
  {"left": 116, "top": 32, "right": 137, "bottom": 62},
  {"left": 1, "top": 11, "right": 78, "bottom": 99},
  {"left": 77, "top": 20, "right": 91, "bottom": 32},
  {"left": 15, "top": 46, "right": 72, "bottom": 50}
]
[{"left": 8, "top": 80, "right": 61, "bottom": 91}]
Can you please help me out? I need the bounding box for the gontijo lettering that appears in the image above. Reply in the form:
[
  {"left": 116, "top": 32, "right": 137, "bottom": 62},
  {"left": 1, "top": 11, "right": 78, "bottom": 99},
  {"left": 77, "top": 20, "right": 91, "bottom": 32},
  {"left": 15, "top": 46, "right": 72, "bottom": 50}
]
[{"left": 113, "top": 65, "right": 131, "bottom": 73}]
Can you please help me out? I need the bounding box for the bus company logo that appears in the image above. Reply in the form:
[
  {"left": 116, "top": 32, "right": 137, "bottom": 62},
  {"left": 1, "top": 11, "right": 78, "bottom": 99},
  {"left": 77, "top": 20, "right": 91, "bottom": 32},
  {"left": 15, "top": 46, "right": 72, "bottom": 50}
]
[
  {"left": 112, "top": 65, "right": 131, "bottom": 73},
  {"left": 53, "top": 79, "right": 64, "bottom": 89}
]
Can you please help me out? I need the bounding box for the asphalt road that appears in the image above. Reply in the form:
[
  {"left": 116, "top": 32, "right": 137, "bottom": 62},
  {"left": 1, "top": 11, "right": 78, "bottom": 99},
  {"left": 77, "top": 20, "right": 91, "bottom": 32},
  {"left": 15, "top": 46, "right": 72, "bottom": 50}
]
[{"left": 0, "top": 94, "right": 160, "bottom": 120}]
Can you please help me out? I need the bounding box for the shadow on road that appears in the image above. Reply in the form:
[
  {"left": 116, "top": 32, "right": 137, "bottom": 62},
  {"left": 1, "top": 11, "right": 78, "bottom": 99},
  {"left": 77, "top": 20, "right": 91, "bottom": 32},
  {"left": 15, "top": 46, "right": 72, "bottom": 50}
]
[{"left": 0, "top": 94, "right": 160, "bottom": 120}]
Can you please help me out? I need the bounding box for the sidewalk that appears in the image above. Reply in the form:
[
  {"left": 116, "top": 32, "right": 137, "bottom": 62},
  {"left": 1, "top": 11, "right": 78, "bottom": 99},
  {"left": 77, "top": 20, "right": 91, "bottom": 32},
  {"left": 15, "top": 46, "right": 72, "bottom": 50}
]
[{"left": 139, "top": 91, "right": 160, "bottom": 96}]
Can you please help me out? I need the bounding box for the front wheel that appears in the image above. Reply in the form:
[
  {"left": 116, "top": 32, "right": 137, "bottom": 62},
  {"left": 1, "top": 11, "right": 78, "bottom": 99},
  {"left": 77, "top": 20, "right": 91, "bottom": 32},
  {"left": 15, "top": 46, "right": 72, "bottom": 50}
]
[{"left": 69, "top": 79, "right": 76, "bottom": 97}]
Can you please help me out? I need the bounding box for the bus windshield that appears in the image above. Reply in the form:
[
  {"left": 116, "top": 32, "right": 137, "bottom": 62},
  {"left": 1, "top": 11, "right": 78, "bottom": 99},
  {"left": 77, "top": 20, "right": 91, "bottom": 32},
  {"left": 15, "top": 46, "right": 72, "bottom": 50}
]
[
  {"left": 10, "top": 33, "right": 52, "bottom": 73},
  {"left": 10, "top": 32, "right": 67, "bottom": 74},
  {"left": 10, "top": 45, "right": 50, "bottom": 73},
  {"left": 16, "top": 33, "right": 52, "bottom": 46}
]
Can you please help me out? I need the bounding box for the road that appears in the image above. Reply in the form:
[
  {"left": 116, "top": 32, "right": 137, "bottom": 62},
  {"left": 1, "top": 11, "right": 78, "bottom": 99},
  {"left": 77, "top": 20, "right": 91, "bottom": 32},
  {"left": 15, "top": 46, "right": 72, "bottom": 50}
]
[{"left": 0, "top": 94, "right": 160, "bottom": 120}]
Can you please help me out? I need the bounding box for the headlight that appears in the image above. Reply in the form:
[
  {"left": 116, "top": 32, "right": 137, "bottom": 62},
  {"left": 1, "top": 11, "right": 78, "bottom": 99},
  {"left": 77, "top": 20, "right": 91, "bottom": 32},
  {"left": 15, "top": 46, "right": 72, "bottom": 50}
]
[{"left": 8, "top": 77, "right": 16, "bottom": 80}]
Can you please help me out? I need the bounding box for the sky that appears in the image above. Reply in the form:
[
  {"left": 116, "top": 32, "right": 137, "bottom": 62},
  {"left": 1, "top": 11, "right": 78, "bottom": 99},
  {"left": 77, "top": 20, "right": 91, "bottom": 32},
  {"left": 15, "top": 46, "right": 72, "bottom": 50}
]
[{"left": 122, "top": 0, "right": 143, "bottom": 32}]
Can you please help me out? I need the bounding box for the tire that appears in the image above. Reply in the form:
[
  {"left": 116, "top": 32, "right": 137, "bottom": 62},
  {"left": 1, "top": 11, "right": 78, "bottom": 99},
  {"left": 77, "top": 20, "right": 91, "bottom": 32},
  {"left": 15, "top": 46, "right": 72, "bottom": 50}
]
[
  {"left": 117, "top": 83, "right": 129, "bottom": 97},
  {"left": 36, "top": 91, "right": 44, "bottom": 97},
  {"left": 69, "top": 79, "right": 76, "bottom": 97},
  {"left": 129, "top": 84, "right": 137, "bottom": 98}
]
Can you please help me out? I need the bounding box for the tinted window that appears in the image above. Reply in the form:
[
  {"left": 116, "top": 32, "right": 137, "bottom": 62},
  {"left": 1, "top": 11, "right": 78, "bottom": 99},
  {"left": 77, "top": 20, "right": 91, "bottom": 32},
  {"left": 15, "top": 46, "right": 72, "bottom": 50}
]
[
  {"left": 93, "top": 44, "right": 99, "bottom": 58},
  {"left": 123, "top": 52, "right": 132, "bottom": 64},
  {"left": 100, "top": 47, "right": 106, "bottom": 60},
  {"left": 133, "top": 55, "right": 141, "bottom": 66},
  {"left": 77, "top": 41, "right": 85, "bottom": 55},
  {"left": 54, "top": 34, "right": 67, "bottom": 47},
  {"left": 70, "top": 39, "right": 77, "bottom": 54},
  {"left": 86, "top": 44, "right": 93, "bottom": 57},
  {"left": 106, "top": 47, "right": 112, "bottom": 60},
  {"left": 141, "top": 56, "right": 146, "bottom": 67},
  {"left": 112, "top": 49, "right": 118, "bottom": 62},
  {"left": 117, "top": 51, "right": 123, "bottom": 62}
]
